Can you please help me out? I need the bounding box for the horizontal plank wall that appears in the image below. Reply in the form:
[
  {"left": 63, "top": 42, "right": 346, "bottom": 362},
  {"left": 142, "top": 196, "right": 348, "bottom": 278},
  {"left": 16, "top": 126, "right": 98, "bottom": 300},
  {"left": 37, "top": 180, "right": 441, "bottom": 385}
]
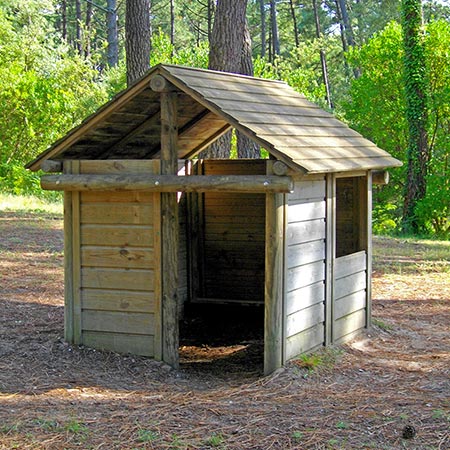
[
  {"left": 284, "top": 176, "right": 327, "bottom": 360},
  {"left": 199, "top": 160, "right": 266, "bottom": 302},
  {"left": 72, "top": 160, "right": 161, "bottom": 357}
]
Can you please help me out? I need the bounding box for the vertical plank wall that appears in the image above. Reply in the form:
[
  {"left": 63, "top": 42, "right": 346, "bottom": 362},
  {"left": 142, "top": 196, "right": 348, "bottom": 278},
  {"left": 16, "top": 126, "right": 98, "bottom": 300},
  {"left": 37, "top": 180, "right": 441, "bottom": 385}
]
[
  {"left": 284, "top": 177, "right": 327, "bottom": 360},
  {"left": 333, "top": 176, "right": 369, "bottom": 342},
  {"left": 199, "top": 160, "right": 266, "bottom": 302},
  {"left": 66, "top": 160, "right": 161, "bottom": 357}
]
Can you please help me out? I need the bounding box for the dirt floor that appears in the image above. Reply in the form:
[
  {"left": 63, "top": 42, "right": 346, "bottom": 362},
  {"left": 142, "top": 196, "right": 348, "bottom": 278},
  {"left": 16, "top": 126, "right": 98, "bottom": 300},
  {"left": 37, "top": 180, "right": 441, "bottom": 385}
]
[{"left": 0, "top": 210, "right": 449, "bottom": 449}]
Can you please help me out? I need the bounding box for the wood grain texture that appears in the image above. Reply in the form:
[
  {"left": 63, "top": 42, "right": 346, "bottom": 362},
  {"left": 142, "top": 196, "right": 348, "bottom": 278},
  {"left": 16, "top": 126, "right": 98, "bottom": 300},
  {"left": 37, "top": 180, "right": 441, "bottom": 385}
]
[{"left": 82, "top": 332, "right": 155, "bottom": 357}]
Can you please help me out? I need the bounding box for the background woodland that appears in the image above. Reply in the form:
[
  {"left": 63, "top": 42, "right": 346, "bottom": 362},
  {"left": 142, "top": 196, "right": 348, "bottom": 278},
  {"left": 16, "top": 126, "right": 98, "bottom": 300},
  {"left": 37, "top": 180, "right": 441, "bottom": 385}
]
[{"left": 0, "top": 0, "right": 449, "bottom": 237}]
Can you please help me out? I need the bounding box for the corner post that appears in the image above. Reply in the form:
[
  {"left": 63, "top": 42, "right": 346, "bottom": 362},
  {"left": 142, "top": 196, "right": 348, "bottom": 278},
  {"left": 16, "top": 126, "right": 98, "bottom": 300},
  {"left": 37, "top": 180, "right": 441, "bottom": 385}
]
[
  {"left": 264, "top": 162, "right": 286, "bottom": 375},
  {"left": 152, "top": 74, "right": 180, "bottom": 369}
]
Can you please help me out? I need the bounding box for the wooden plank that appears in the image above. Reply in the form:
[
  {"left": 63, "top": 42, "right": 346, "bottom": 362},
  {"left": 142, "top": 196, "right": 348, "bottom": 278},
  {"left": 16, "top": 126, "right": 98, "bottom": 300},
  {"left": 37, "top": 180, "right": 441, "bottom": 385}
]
[
  {"left": 82, "top": 331, "right": 155, "bottom": 357},
  {"left": 285, "top": 323, "right": 325, "bottom": 361},
  {"left": 287, "top": 200, "right": 326, "bottom": 222},
  {"left": 81, "top": 191, "right": 153, "bottom": 203},
  {"left": 286, "top": 302, "right": 325, "bottom": 338},
  {"left": 289, "top": 179, "right": 326, "bottom": 201},
  {"left": 334, "top": 271, "right": 367, "bottom": 300},
  {"left": 205, "top": 214, "right": 265, "bottom": 225},
  {"left": 78, "top": 159, "right": 160, "bottom": 174},
  {"left": 82, "top": 310, "right": 155, "bottom": 335},
  {"left": 334, "top": 251, "right": 367, "bottom": 279},
  {"left": 249, "top": 123, "right": 362, "bottom": 138},
  {"left": 264, "top": 192, "right": 285, "bottom": 374},
  {"left": 287, "top": 219, "right": 326, "bottom": 246},
  {"left": 159, "top": 89, "right": 180, "bottom": 369},
  {"left": 286, "top": 240, "right": 325, "bottom": 269},
  {"left": 81, "top": 267, "right": 154, "bottom": 291},
  {"left": 334, "top": 290, "right": 367, "bottom": 320},
  {"left": 81, "top": 225, "right": 153, "bottom": 247},
  {"left": 82, "top": 289, "right": 155, "bottom": 313},
  {"left": 80, "top": 204, "right": 154, "bottom": 225},
  {"left": 293, "top": 156, "right": 402, "bottom": 173},
  {"left": 333, "top": 308, "right": 366, "bottom": 341},
  {"left": 286, "top": 260, "right": 325, "bottom": 293},
  {"left": 286, "top": 281, "right": 325, "bottom": 316},
  {"left": 81, "top": 246, "right": 155, "bottom": 269},
  {"left": 152, "top": 193, "right": 162, "bottom": 360}
]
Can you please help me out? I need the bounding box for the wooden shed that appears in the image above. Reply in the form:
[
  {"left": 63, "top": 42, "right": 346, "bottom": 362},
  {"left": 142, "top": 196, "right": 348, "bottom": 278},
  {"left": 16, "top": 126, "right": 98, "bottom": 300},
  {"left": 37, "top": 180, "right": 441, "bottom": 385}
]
[{"left": 27, "top": 64, "right": 401, "bottom": 374}]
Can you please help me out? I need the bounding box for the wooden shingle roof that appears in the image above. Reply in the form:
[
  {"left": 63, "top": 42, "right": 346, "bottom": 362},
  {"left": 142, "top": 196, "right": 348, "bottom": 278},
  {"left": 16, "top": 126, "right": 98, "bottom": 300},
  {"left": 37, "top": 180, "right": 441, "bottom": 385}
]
[{"left": 27, "top": 64, "right": 401, "bottom": 173}]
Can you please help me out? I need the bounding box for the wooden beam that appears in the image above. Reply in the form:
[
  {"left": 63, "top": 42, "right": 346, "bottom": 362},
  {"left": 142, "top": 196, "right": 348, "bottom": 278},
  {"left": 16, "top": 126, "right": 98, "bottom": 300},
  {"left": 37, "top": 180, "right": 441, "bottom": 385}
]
[
  {"left": 40, "top": 174, "right": 294, "bottom": 193},
  {"left": 159, "top": 88, "right": 180, "bottom": 369},
  {"left": 41, "top": 160, "right": 63, "bottom": 173},
  {"left": 372, "top": 170, "right": 389, "bottom": 185}
]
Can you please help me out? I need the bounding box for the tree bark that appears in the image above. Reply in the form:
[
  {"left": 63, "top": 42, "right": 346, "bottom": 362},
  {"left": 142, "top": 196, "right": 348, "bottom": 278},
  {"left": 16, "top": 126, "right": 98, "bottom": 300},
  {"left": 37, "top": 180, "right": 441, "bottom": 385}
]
[
  {"left": 270, "top": 0, "right": 280, "bottom": 60},
  {"left": 125, "top": 0, "right": 151, "bottom": 86},
  {"left": 260, "top": 0, "right": 266, "bottom": 57},
  {"left": 85, "top": 0, "right": 93, "bottom": 58},
  {"left": 75, "top": 0, "right": 82, "bottom": 56},
  {"left": 202, "top": 0, "right": 258, "bottom": 158},
  {"left": 312, "top": 0, "right": 333, "bottom": 109},
  {"left": 401, "top": 0, "right": 429, "bottom": 233},
  {"left": 107, "top": 0, "right": 119, "bottom": 67},
  {"left": 289, "top": 0, "right": 299, "bottom": 48}
]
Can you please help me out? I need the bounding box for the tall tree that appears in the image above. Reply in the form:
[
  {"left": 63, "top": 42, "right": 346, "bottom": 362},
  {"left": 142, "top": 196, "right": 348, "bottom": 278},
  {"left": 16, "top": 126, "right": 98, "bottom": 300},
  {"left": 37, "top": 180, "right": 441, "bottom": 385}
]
[
  {"left": 107, "top": 0, "right": 119, "bottom": 67},
  {"left": 289, "top": 0, "right": 299, "bottom": 48},
  {"left": 260, "top": 0, "right": 266, "bottom": 57},
  {"left": 312, "top": 0, "right": 332, "bottom": 108},
  {"left": 203, "top": 0, "right": 259, "bottom": 158},
  {"left": 401, "top": 0, "right": 429, "bottom": 232},
  {"left": 125, "top": 0, "right": 151, "bottom": 85},
  {"left": 269, "top": 0, "right": 280, "bottom": 60}
]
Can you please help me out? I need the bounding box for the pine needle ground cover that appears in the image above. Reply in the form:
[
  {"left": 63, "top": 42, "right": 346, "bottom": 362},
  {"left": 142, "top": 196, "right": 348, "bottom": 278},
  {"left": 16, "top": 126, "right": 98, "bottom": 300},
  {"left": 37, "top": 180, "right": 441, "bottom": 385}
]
[{"left": 0, "top": 205, "right": 448, "bottom": 450}]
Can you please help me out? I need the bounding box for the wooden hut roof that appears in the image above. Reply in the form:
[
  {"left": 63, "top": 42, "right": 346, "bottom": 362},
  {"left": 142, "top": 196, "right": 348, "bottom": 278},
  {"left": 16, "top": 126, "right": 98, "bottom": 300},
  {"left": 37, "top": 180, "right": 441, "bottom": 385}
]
[{"left": 26, "top": 64, "right": 401, "bottom": 173}]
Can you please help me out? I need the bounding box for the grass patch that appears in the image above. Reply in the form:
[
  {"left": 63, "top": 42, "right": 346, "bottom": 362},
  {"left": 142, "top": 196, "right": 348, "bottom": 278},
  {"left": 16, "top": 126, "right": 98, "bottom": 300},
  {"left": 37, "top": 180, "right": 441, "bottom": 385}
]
[
  {"left": 0, "top": 193, "right": 63, "bottom": 216},
  {"left": 373, "top": 235, "right": 450, "bottom": 274}
]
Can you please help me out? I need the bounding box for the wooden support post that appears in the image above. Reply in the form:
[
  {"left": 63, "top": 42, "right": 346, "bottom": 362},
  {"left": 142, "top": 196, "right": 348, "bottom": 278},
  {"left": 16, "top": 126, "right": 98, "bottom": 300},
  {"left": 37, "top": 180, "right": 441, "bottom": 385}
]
[
  {"left": 264, "top": 188, "right": 285, "bottom": 375},
  {"left": 157, "top": 81, "right": 180, "bottom": 369},
  {"left": 366, "top": 172, "right": 373, "bottom": 328},
  {"left": 325, "top": 174, "right": 335, "bottom": 345}
]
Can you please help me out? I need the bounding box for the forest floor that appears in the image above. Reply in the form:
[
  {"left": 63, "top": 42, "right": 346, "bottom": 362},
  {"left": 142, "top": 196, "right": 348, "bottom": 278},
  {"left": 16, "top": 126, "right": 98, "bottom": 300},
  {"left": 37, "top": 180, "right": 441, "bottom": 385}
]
[{"left": 0, "top": 208, "right": 449, "bottom": 449}]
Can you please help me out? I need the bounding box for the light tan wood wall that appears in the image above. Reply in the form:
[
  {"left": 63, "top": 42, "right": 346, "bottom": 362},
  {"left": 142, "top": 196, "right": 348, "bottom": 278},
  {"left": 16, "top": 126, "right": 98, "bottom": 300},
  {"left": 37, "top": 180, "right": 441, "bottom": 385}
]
[
  {"left": 198, "top": 160, "right": 266, "bottom": 302},
  {"left": 65, "top": 160, "right": 161, "bottom": 357},
  {"left": 284, "top": 177, "right": 327, "bottom": 360}
]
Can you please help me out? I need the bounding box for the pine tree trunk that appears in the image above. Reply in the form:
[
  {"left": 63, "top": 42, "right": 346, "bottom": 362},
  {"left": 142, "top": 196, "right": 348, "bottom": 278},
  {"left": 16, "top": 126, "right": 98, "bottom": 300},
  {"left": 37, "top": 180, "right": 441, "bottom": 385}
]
[
  {"left": 270, "top": 0, "right": 280, "bottom": 58},
  {"left": 75, "top": 0, "right": 82, "bottom": 56},
  {"left": 125, "top": 0, "right": 151, "bottom": 86},
  {"left": 401, "top": 0, "right": 429, "bottom": 233},
  {"left": 201, "top": 0, "right": 251, "bottom": 158},
  {"left": 289, "top": 0, "right": 299, "bottom": 48},
  {"left": 85, "top": 1, "right": 93, "bottom": 59},
  {"left": 107, "top": 0, "right": 119, "bottom": 67},
  {"left": 260, "top": 0, "right": 266, "bottom": 57},
  {"left": 312, "top": 0, "right": 333, "bottom": 109}
]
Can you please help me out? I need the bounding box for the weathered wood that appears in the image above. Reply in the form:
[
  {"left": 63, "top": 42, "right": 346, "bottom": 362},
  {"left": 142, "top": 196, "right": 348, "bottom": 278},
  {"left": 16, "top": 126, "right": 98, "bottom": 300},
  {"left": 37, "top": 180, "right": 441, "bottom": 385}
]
[
  {"left": 272, "top": 160, "right": 289, "bottom": 176},
  {"left": 265, "top": 191, "right": 285, "bottom": 374},
  {"left": 79, "top": 159, "right": 160, "bottom": 174},
  {"left": 334, "top": 290, "right": 366, "bottom": 320},
  {"left": 286, "top": 260, "right": 325, "bottom": 293},
  {"left": 372, "top": 170, "right": 389, "bottom": 185},
  {"left": 286, "top": 219, "right": 326, "bottom": 246},
  {"left": 334, "top": 271, "right": 366, "bottom": 300},
  {"left": 285, "top": 323, "right": 324, "bottom": 361},
  {"left": 334, "top": 251, "right": 367, "bottom": 279},
  {"left": 63, "top": 183, "right": 74, "bottom": 343},
  {"left": 81, "top": 225, "right": 153, "bottom": 247},
  {"left": 40, "top": 173, "right": 294, "bottom": 193},
  {"left": 41, "top": 159, "right": 63, "bottom": 173},
  {"left": 81, "top": 246, "right": 155, "bottom": 269},
  {"left": 288, "top": 178, "right": 326, "bottom": 201},
  {"left": 82, "top": 310, "right": 155, "bottom": 335},
  {"left": 83, "top": 331, "right": 155, "bottom": 357},
  {"left": 287, "top": 200, "right": 326, "bottom": 222},
  {"left": 80, "top": 204, "right": 154, "bottom": 225},
  {"left": 366, "top": 172, "right": 373, "bottom": 328},
  {"left": 286, "top": 281, "right": 325, "bottom": 316},
  {"left": 286, "top": 302, "right": 325, "bottom": 337},
  {"left": 150, "top": 74, "right": 175, "bottom": 92},
  {"left": 325, "top": 174, "right": 335, "bottom": 345},
  {"left": 160, "top": 90, "right": 179, "bottom": 369},
  {"left": 82, "top": 289, "right": 155, "bottom": 313},
  {"left": 333, "top": 308, "right": 366, "bottom": 341},
  {"left": 81, "top": 191, "right": 153, "bottom": 203},
  {"left": 286, "top": 240, "right": 326, "bottom": 269},
  {"left": 81, "top": 267, "right": 154, "bottom": 291}
]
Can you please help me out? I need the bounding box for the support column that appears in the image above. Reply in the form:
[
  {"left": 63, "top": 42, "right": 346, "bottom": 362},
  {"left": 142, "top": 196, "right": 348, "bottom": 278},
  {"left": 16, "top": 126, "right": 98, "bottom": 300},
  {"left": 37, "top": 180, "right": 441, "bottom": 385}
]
[{"left": 152, "top": 75, "right": 180, "bottom": 369}]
